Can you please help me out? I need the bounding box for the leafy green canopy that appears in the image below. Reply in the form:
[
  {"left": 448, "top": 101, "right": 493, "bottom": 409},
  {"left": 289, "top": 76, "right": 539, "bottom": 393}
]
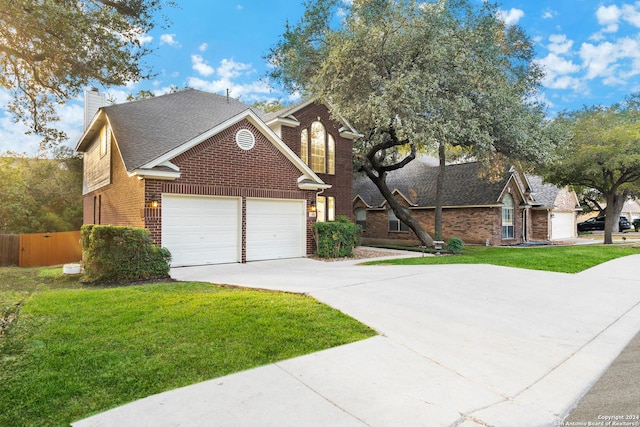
[
  {"left": 547, "top": 96, "right": 640, "bottom": 195},
  {"left": 268, "top": 0, "right": 563, "bottom": 167},
  {"left": 543, "top": 95, "right": 640, "bottom": 243},
  {"left": 0, "top": 150, "right": 83, "bottom": 234},
  {"left": 0, "top": 0, "right": 172, "bottom": 148}
]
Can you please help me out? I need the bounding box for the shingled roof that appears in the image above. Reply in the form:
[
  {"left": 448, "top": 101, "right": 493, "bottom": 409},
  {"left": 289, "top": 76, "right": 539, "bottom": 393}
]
[
  {"left": 353, "top": 158, "right": 517, "bottom": 208},
  {"left": 85, "top": 89, "right": 267, "bottom": 171}
]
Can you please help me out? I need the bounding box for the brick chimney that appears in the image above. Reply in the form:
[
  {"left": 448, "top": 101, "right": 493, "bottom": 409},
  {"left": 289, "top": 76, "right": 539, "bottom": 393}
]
[{"left": 84, "top": 88, "right": 106, "bottom": 130}]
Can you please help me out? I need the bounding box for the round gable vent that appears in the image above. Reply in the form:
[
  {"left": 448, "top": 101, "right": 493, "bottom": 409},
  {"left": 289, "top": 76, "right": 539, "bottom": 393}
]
[{"left": 235, "top": 129, "right": 255, "bottom": 151}]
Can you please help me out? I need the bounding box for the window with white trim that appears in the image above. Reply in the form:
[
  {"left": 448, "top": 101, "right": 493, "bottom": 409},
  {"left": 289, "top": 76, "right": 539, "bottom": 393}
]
[
  {"left": 316, "top": 196, "right": 326, "bottom": 222},
  {"left": 502, "top": 193, "right": 515, "bottom": 239},
  {"left": 311, "top": 122, "right": 326, "bottom": 173},
  {"left": 327, "top": 134, "right": 335, "bottom": 174},
  {"left": 300, "top": 129, "right": 309, "bottom": 165},
  {"left": 389, "top": 209, "right": 409, "bottom": 232},
  {"left": 328, "top": 197, "right": 335, "bottom": 221},
  {"left": 316, "top": 196, "right": 335, "bottom": 222},
  {"left": 303, "top": 121, "right": 335, "bottom": 175},
  {"left": 355, "top": 207, "right": 367, "bottom": 231},
  {"left": 100, "top": 125, "right": 109, "bottom": 158}
]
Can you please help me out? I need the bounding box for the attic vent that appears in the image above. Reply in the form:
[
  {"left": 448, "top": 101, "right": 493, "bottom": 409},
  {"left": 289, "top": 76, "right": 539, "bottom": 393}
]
[{"left": 236, "top": 129, "right": 255, "bottom": 151}]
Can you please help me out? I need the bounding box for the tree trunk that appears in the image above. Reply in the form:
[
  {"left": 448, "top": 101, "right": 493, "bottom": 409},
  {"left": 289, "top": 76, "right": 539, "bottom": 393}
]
[
  {"left": 435, "top": 141, "right": 445, "bottom": 240},
  {"left": 603, "top": 191, "right": 626, "bottom": 244},
  {"left": 365, "top": 171, "right": 434, "bottom": 247},
  {"left": 358, "top": 125, "right": 435, "bottom": 247}
]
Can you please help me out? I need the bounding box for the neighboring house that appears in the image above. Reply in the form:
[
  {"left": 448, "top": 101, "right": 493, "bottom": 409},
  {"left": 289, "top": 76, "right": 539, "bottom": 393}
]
[
  {"left": 621, "top": 199, "right": 640, "bottom": 223},
  {"left": 75, "top": 89, "right": 359, "bottom": 266},
  {"left": 577, "top": 198, "right": 640, "bottom": 223},
  {"left": 353, "top": 157, "right": 580, "bottom": 246}
]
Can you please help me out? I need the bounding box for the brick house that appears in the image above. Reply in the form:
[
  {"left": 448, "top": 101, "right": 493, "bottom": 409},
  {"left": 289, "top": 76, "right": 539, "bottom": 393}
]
[
  {"left": 75, "top": 89, "right": 358, "bottom": 266},
  {"left": 353, "top": 157, "right": 580, "bottom": 246}
]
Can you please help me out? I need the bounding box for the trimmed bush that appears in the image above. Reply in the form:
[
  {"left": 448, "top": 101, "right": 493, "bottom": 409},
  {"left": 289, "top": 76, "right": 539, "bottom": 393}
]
[
  {"left": 446, "top": 236, "right": 464, "bottom": 254},
  {"left": 81, "top": 225, "right": 171, "bottom": 283},
  {"left": 313, "top": 218, "right": 362, "bottom": 258}
]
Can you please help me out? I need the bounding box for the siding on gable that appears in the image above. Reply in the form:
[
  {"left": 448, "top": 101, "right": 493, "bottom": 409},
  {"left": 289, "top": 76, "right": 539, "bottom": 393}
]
[
  {"left": 82, "top": 126, "right": 111, "bottom": 195},
  {"left": 83, "top": 140, "right": 145, "bottom": 227}
]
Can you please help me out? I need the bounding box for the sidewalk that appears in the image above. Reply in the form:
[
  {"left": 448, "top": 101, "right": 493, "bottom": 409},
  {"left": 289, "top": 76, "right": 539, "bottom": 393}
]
[{"left": 563, "top": 329, "right": 640, "bottom": 425}]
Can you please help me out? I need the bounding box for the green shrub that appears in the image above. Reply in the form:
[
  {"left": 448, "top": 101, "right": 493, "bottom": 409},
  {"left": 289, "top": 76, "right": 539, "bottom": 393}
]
[
  {"left": 313, "top": 219, "right": 362, "bottom": 258},
  {"left": 446, "top": 236, "right": 464, "bottom": 254},
  {"left": 81, "top": 225, "right": 172, "bottom": 283}
]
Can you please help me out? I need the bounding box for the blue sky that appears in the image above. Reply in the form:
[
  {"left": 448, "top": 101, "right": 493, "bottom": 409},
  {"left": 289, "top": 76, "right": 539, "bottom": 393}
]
[{"left": 2, "top": 0, "right": 640, "bottom": 155}]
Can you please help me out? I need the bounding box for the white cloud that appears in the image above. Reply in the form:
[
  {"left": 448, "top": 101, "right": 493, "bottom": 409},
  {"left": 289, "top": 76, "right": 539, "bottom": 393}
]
[
  {"left": 542, "top": 9, "right": 556, "bottom": 19},
  {"left": 186, "top": 58, "right": 277, "bottom": 102},
  {"left": 0, "top": 90, "right": 84, "bottom": 155},
  {"left": 497, "top": 8, "right": 524, "bottom": 26},
  {"left": 160, "top": 33, "right": 180, "bottom": 46},
  {"left": 198, "top": 43, "right": 208, "bottom": 52},
  {"left": 621, "top": 3, "right": 640, "bottom": 27},
  {"left": 217, "top": 58, "right": 253, "bottom": 80},
  {"left": 596, "top": 5, "right": 621, "bottom": 33},
  {"left": 581, "top": 41, "right": 620, "bottom": 80},
  {"left": 548, "top": 34, "right": 573, "bottom": 55},
  {"left": 191, "top": 55, "right": 215, "bottom": 77}
]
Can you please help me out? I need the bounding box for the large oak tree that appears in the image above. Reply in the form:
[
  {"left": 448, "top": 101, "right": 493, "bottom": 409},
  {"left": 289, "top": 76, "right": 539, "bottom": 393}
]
[
  {"left": 543, "top": 96, "right": 640, "bottom": 244},
  {"left": 1, "top": 0, "right": 173, "bottom": 148},
  {"left": 268, "top": 0, "right": 563, "bottom": 246}
]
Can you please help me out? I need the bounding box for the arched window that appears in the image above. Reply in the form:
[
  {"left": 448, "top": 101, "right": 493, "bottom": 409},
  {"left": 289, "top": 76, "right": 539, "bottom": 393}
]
[
  {"left": 302, "top": 121, "right": 335, "bottom": 175},
  {"left": 300, "top": 129, "right": 308, "bottom": 165},
  {"left": 310, "top": 121, "right": 326, "bottom": 173},
  {"left": 502, "top": 193, "right": 514, "bottom": 239}
]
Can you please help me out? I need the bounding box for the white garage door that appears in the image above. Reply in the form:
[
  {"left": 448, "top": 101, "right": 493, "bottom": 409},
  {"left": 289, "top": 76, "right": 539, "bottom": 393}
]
[
  {"left": 162, "top": 195, "right": 240, "bottom": 266},
  {"left": 246, "top": 198, "right": 306, "bottom": 262},
  {"left": 551, "top": 212, "right": 575, "bottom": 240}
]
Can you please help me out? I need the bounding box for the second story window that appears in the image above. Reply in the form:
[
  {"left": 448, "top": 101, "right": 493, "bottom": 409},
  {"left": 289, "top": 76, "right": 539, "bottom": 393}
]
[
  {"left": 311, "top": 121, "right": 326, "bottom": 173},
  {"left": 300, "top": 129, "right": 308, "bottom": 165},
  {"left": 302, "top": 121, "right": 335, "bottom": 175}
]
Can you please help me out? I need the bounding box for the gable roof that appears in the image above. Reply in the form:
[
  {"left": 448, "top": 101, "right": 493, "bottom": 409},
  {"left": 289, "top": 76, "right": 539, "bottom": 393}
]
[
  {"left": 353, "top": 158, "right": 520, "bottom": 208},
  {"left": 77, "top": 89, "right": 266, "bottom": 171},
  {"left": 525, "top": 175, "right": 559, "bottom": 208},
  {"left": 76, "top": 89, "right": 329, "bottom": 189},
  {"left": 263, "top": 98, "right": 362, "bottom": 139}
]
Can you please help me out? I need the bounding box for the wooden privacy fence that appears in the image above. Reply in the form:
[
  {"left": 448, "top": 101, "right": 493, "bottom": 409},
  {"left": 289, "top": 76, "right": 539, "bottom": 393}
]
[
  {"left": 0, "top": 231, "right": 82, "bottom": 267},
  {"left": 0, "top": 234, "right": 19, "bottom": 266}
]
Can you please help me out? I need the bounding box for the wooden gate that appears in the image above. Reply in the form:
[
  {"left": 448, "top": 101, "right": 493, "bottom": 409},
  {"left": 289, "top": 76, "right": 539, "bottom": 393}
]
[{"left": 19, "top": 231, "right": 82, "bottom": 267}]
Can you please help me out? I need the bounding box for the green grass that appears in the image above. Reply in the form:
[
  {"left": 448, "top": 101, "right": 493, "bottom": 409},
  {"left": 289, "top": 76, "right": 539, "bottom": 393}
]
[
  {"left": 0, "top": 268, "right": 375, "bottom": 426},
  {"left": 365, "top": 244, "right": 640, "bottom": 273}
]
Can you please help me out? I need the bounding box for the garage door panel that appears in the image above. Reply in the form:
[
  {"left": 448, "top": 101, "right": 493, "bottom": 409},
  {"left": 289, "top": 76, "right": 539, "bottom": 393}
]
[
  {"left": 551, "top": 212, "right": 575, "bottom": 240},
  {"left": 246, "top": 199, "right": 305, "bottom": 262},
  {"left": 162, "top": 195, "right": 240, "bottom": 267}
]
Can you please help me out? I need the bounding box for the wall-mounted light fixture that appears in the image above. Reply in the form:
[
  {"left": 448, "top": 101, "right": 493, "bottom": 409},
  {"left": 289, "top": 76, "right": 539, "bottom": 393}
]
[
  {"left": 149, "top": 194, "right": 159, "bottom": 208},
  {"left": 308, "top": 201, "right": 317, "bottom": 217}
]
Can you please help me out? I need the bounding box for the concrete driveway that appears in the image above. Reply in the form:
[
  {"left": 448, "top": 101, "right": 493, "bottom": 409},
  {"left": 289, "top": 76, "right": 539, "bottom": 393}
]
[{"left": 74, "top": 251, "right": 640, "bottom": 427}]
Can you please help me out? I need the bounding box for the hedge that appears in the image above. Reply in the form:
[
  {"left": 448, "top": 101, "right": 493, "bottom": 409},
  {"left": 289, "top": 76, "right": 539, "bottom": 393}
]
[
  {"left": 81, "top": 225, "right": 171, "bottom": 283},
  {"left": 313, "top": 216, "right": 361, "bottom": 258}
]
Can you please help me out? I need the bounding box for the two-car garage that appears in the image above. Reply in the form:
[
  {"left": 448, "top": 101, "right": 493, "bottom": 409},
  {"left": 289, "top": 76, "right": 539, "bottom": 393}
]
[{"left": 161, "top": 194, "right": 306, "bottom": 267}]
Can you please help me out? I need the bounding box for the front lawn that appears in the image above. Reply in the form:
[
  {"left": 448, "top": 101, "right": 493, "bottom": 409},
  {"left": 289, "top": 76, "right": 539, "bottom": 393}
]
[
  {"left": 365, "top": 244, "right": 640, "bottom": 273},
  {"left": 0, "top": 268, "right": 375, "bottom": 426}
]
